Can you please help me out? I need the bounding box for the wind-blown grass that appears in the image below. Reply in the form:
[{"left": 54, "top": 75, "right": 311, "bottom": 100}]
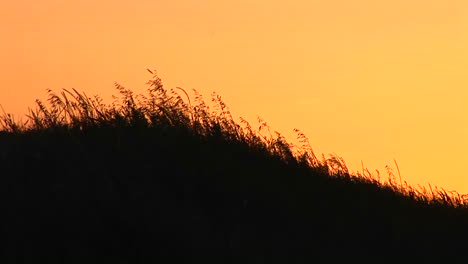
[{"left": 0, "top": 71, "right": 467, "bottom": 262}]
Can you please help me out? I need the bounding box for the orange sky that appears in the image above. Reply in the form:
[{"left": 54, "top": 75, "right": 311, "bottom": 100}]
[{"left": 1, "top": 1, "right": 467, "bottom": 193}]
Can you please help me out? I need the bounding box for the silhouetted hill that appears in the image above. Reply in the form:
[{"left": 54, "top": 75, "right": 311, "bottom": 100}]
[{"left": 1, "top": 73, "right": 467, "bottom": 263}]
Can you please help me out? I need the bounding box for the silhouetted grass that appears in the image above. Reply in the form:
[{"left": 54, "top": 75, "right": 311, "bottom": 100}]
[{"left": 1, "top": 71, "right": 468, "bottom": 263}]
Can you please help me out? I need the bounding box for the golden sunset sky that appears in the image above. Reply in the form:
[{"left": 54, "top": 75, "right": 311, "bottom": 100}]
[{"left": 1, "top": 1, "right": 467, "bottom": 193}]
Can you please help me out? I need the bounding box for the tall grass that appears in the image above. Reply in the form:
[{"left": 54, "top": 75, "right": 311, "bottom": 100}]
[
  {"left": 1, "top": 71, "right": 464, "bottom": 208},
  {"left": 1, "top": 71, "right": 468, "bottom": 262}
]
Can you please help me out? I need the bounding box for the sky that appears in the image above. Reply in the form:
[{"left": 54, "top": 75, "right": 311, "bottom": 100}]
[{"left": 1, "top": 1, "right": 467, "bottom": 193}]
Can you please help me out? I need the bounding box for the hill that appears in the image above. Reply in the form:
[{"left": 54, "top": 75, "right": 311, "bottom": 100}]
[{"left": 1, "top": 73, "right": 467, "bottom": 263}]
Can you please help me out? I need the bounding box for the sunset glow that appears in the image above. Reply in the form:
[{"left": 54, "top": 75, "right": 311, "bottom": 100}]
[{"left": 1, "top": 1, "right": 467, "bottom": 192}]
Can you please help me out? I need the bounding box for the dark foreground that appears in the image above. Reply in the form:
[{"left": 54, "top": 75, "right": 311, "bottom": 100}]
[{"left": 1, "top": 75, "right": 467, "bottom": 263}]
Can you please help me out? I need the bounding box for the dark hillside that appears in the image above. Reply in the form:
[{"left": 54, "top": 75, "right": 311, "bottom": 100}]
[{"left": 1, "top": 73, "right": 467, "bottom": 263}]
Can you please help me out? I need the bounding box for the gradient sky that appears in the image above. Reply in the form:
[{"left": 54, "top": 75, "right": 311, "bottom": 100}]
[{"left": 1, "top": 1, "right": 467, "bottom": 193}]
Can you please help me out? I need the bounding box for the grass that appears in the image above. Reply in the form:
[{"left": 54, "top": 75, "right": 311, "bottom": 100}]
[{"left": 1, "top": 71, "right": 468, "bottom": 263}]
